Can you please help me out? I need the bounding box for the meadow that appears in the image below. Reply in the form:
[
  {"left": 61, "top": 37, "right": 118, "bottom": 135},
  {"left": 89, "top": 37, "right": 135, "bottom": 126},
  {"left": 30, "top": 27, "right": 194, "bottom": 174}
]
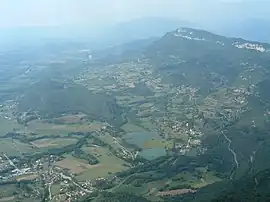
[
  {"left": 75, "top": 146, "right": 128, "bottom": 181},
  {"left": 0, "top": 139, "right": 33, "bottom": 156},
  {"left": 0, "top": 118, "right": 24, "bottom": 137},
  {"left": 26, "top": 119, "right": 104, "bottom": 136},
  {"left": 31, "top": 138, "right": 77, "bottom": 149},
  {"left": 54, "top": 155, "right": 99, "bottom": 174},
  {"left": 123, "top": 132, "right": 167, "bottom": 160}
]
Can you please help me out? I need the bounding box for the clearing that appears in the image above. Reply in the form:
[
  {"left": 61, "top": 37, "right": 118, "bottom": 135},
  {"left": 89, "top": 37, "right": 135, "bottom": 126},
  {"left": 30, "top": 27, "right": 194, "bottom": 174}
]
[
  {"left": 16, "top": 174, "right": 38, "bottom": 181},
  {"left": 157, "top": 189, "right": 196, "bottom": 196},
  {"left": 31, "top": 138, "right": 77, "bottom": 148},
  {"left": 25, "top": 119, "right": 104, "bottom": 136},
  {"left": 54, "top": 155, "right": 99, "bottom": 174}
]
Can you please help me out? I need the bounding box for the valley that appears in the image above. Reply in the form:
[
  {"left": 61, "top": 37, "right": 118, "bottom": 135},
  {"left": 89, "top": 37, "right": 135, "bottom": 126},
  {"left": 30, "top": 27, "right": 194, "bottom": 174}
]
[{"left": 1, "top": 27, "right": 270, "bottom": 202}]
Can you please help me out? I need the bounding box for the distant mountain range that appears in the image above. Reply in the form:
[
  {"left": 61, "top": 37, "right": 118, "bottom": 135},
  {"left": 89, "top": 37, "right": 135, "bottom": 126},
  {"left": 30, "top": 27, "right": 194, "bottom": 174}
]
[
  {"left": 1, "top": 17, "right": 270, "bottom": 52},
  {"left": 93, "top": 17, "right": 197, "bottom": 47},
  {"left": 0, "top": 17, "right": 197, "bottom": 49},
  {"left": 216, "top": 18, "right": 270, "bottom": 43}
]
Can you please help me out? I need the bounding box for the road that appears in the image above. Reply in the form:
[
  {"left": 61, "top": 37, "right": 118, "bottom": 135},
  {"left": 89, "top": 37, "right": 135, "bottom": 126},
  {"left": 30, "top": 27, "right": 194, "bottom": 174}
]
[
  {"left": 47, "top": 175, "right": 57, "bottom": 201},
  {"left": 60, "top": 173, "right": 92, "bottom": 193},
  {"left": 222, "top": 131, "right": 239, "bottom": 168},
  {"left": 110, "top": 174, "right": 135, "bottom": 192},
  {"left": 182, "top": 137, "right": 192, "bottom": 155},
  {"left": 113, "top": 137, "right": 135, "bottom": 160},
  {"left": 48, "top": 183, "right": 52, "bottom": 201},
  {"left": 172, "top": 137, "right": 192, "bottom": 166},
  {"left": 3, "top": 153, "right": 21, "bottom": 173}
]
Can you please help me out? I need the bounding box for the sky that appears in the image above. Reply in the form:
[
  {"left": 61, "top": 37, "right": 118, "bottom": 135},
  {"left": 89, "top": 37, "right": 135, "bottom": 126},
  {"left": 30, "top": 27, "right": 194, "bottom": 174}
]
[{"left": 0, "top": 0, "right": 270, "bottom": 29}]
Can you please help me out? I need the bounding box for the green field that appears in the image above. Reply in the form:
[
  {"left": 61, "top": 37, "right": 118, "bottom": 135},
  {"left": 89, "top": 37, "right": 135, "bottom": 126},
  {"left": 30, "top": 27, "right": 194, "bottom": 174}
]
[
  {"left": 31, "top": 138, "right": 78, "bottom": 149},
  {"left": 97, "top": 134, "right": 125, "bottom": 151},
  {"left": 121, "top": 121, "right": 145, "bottom": 133},
  {"left": 0, "top": 184, "right": 17, "bottom": 198},
  {"left": 0, "top": 116, "right": 104, "bottom": 139},
  {"left": 76, "top": 146, "right": 128, "bottom": 181},
  {"left": 51, "top": 184, "right": 62, "bottom": 196},
  {"left": 123, "top": 132, "right": 167, "bottom": 160},
  {"left": 137, "top": 117, "right": 156, "bottom": 131},
  {"left": 26, "top": 120, "right": 103, "bottom": 136},
  {"left": 0, "top": 118, "right": 24, "bottom": 136},
  {"left": 0, "top": 139, "right": 34, "bottom": 156}
]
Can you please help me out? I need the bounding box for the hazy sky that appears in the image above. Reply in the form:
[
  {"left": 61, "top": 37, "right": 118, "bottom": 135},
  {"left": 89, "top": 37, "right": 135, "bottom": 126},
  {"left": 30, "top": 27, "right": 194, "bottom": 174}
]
[{"left": 0, "top": 0, "right": 269, "bottom": 28}]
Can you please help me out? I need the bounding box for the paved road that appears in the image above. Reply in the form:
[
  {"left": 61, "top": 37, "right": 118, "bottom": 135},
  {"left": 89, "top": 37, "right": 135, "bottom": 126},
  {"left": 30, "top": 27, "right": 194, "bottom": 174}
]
[
  {"left": 60, "top": 173, "right": 92, "bottom": 193},
  {"left": 110, "top": 174, "right": 135, "bottom": 192},
  {"left": 3, "top": 153, "right": 20, "bottom": 172}
]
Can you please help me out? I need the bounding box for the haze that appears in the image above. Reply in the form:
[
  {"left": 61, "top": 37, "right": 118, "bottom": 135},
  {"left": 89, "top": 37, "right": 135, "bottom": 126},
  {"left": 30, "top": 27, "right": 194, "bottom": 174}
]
[{"left": 1, "top": 0, "right": 269, "bottom": 29}]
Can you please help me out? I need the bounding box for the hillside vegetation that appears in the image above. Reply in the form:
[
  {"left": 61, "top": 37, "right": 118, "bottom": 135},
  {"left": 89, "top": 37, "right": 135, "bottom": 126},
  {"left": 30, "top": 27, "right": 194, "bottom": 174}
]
[{"left": 17, "top": 79, "right": 124, "bottom": 125}]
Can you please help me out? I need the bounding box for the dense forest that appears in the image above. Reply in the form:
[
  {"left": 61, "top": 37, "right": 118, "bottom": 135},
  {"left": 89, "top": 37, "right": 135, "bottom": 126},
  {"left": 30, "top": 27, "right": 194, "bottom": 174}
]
[{"left": 17, "top": 79, "right": 124, "bottom": 125}]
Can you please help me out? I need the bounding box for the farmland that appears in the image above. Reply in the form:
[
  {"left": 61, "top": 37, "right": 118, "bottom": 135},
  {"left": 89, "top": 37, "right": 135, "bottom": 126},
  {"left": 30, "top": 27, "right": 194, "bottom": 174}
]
[
  {"left": 0, "top": 118, "right": 24, "bottom": 137},
  {"left": 26, "top": 119, "right": 105, "bottom": 136},
  {"left": 0, "top": 139, "right": 33, "bottom": 156},
  {"left": 76, "top": 146, "right": 128, "bottom": 181},
  {"left": 54, "top": 155, "right": 99, "bottom": 174},
  {"left": 123, "top": 132, "right": 168, "bottom": 160},
  {"left": 31, "top": 138, "right": 77, "bottom": 149}
]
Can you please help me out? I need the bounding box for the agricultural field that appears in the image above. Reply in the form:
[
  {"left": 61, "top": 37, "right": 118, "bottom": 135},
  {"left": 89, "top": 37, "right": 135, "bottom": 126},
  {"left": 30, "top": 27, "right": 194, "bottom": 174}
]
[
  {"left": 0, "top": 196, "right": 15, "bottom": 202},
  {"left": 121, "top": 121, "right": 145, "bottom": 133},
  {"left": 16, "top": 174, "right": 38, "bottom": 181},
  {"left": 54, "top": 155, "right": 99, "bottom": 174},
  {"left": 51, "top": 184, "right": 62, "bottom": 196},
  {"left": 97, "top": 134, "right": 126, "bottom": 151},
  {"left": 0, "top": 184, "right": 18, "bottom": 198},
  {"left": 123, "top": 132, "right": 168, "bottom": 160},
  {"left": 137, "top": 117, "right": 156, "bottom": 131},
  {"left": 123, "top": 132, "right": 162, "bottom": 148},
  {"left": 0, "top": 118, "right": 24, "bottom": 137},
  {"left": 26, "top": 119, "right": 104, "bottom": 136},
  {"left": 76, "top": 146, "right": 128, "bottom": 181},
  {"left": 50, "top": 113, "right": 87, "bottom": 124},
  {"left": 0, "top": 139, "right": 34, "bottom": 156},
  {"left": 31, "top": 138, "right": 77, "bottom": 149},
  {"left": 0, "top": 116, "right": 104, "bottom": 138}
]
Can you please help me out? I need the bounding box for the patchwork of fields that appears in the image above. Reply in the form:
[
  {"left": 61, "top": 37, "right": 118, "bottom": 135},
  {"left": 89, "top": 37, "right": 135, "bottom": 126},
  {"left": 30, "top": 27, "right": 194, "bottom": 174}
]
[{"left": 123, "top": 132, "right": 168, "bottom": 160}]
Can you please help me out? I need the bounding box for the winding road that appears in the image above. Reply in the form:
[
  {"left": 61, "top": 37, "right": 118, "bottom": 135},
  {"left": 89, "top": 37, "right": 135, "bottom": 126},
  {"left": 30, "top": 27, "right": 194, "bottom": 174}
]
[{"left": 222, "top": 131, "right": 239, "bottom": 168}]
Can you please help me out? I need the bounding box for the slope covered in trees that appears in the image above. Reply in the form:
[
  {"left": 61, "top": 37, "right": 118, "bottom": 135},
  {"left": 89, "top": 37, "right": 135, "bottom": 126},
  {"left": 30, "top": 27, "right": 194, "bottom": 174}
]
[{"left": 17, "top": 79, "right": 124, "bottom": 125}]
